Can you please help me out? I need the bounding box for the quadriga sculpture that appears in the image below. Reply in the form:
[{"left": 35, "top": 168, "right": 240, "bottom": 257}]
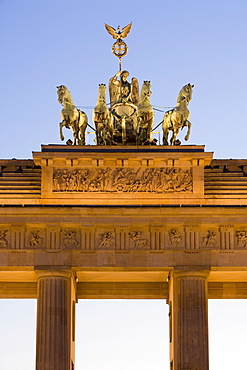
[
  {"left": 57, "top": 85, "right": 88, "bottom": 145},
  {"left": 137, "top": 81, "right": 154, "bottom": 144},
  {"left": 162, "top": 83, "right": 194, "bottom": 145},
  {"left": 109, "top": 70, "right": 139, "bottom": 144},
  {"left": 93, "top": 84, "right": 113, "bottom": 145}
]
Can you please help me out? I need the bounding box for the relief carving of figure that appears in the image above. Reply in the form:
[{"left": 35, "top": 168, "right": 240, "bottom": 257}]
[
  {"left": 168, "top": 229, "right": 182, "bottom": 248},
  {"left": 236, "top": 231, "right": 247, "bottom": 248},
  {"left": 129, "top": 231, "right": 149, "bottom": 249},
  {"left": 96, "top": 232, "right": 115, "bottom": 249},
  {"left": 0, "top": 230, "right": 9, "bottom": 248},
  {"left": 62, "top": 230, "right": 79, "bottom": 249},
  {"left": 28, "top": 231, "right": 43, "bottom": 248},
  {"left": 201, "top": 230, "right": 217, "bottom": 248},
  {"left": 53, "top": 167, "right": 192, "bottom": 193}
]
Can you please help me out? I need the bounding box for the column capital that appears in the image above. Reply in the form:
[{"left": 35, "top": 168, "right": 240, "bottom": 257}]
[
  {"left": 172, "top": 269, "right": 210, "bottom": 280},
  {"left": 34, "top": 269, "right": 73, "bottom": 280}
]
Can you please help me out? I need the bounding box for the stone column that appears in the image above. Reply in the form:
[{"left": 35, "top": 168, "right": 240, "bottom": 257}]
[
  {"left": 35, "top": 270, "right": 76, "bottom": 370},
  {"left": 168, "top": 270, "right": 209, "bottom": 370}
]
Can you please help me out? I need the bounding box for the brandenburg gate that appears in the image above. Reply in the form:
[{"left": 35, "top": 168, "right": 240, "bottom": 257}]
[
  {"left": 0, "top": 145, "right": 247, "bottom": 369},
  {"left": 1, "top": 23, "right": 247, "bottom": 370}
]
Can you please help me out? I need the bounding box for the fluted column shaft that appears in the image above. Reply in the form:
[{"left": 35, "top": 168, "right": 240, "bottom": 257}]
[
  {"left": 169, "top": 271, "right": 209, "bottom": 370},
  {"left": 35, "top": 271, "right": 75, "bottom": 370}
]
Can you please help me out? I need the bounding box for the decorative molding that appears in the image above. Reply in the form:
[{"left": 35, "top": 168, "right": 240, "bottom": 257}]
[
  {"left": 53, "top": 167, "right": 193, "bottom": 193},
  {"left": 0, "top": 226, "right": 246, "bottom": 252}
]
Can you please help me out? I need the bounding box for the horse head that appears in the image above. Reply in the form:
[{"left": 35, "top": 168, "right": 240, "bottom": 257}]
[
  {"left": 97, "top": 84, "right": 107, "bottom": 103},
  {"left": 57, "top": 85, "right": 70, "bottom": 105},
  {"left": 177, "top": 83, "right": 194, "bottom": 105},
  {"left": 141, "top": 81, "right": 152, "bottom": 99}
]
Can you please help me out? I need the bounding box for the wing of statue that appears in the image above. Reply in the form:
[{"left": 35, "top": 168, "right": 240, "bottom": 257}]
[
  {"left": 104, "top": 23, "right": 118, "bottom": 39},
  {"left": 131, "top": 77, "right": 139, "bottom": 105},
  {"left": 109, "top": 77, "right": 120, "bottom": 106},
  {"left": 121, "top": 22, "right": 132, "bottom": 39}
]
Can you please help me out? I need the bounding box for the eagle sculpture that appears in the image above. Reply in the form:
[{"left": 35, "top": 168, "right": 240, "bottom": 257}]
[{"left": 104, "top": 23, "right": 132, "bottom": 40}]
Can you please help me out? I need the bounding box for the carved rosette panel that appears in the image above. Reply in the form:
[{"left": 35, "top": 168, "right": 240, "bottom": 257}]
[{"left": 53, "top": 167, "right": 193, "bottom": 193}]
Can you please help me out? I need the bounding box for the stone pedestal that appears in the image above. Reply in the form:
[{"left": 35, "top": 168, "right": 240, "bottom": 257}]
[
  {"left": 169, "top": 271, "right": 209, "bottom": 370},
  {"left": 35, "top": 271, "right": 76, "bottom": 370}
]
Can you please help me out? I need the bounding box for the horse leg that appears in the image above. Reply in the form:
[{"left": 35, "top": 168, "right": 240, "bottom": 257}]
[
  {"left": 71, "top": 121, "right": 79, "bottom": 145},
  {"left": 171, "top": 128, "right": 179, "bottom": 145},
  {"left": 163, "top": 129, "right": 169, "bottom": 145},
  {"left": 78, "top": 120, "right": 87, "bottom": 145},
  {"left": 73, "top": 129, "right": 78, "bottom": 145},
  {"left": 184, "top": 121, "right": 192, "bottom": 141},
  {"left": 162, "top": 121, "right": 169, "bottom": 145},
  {"left": 59, "top": 121, "right": 66, "bottom": 141}
]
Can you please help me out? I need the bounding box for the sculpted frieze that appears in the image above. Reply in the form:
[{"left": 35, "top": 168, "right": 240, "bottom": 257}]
[
  {"left": 201, "top": 230, "right": 217, "bottom": 249},
  {"left": 129, "top": 231, "right": 149, "bottom": 250},
  {"left": 96, "top": 232, "right": 115, "bottom": 249},
  {"left": 53, "top": 167, "right": 192, "bottom": 193},
  {"left": 0, "top": 230, "right": 10, "bottom": 248},
  {"left": 168, "top": 229, "right": 183, "bottom": 248},
  {"left": 62, "top": 230, "right": 79, "bottom": 249},
  {"left": 236, "top": 230, "right": 247, "bottom": 249},
  {"left": 27, "top": 231, "right": 44, "bottom": 248}
]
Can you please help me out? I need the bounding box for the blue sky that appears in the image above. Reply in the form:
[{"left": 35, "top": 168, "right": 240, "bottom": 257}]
[
  {"left": 1, "top": 0, "right": 247, "bottom": 158},
  {"left": 0, "top": 0, "right": 247, "bottom": 369}
]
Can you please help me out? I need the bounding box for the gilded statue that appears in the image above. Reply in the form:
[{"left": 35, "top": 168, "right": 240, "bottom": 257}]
[
  {"left": 108, "top": 70, "right": 139, "bottom": 144},
  {"left": 137, "top": 81, "right": 154, "bottom": 144},
  {"left": 54, "top": 23, "right": 196, "bottom": 147},
  {"left": 162, "top": 83, "right": 194, "bottom": 145},
  {"left": 105, "top": 23, "right": 132, "bottom": 70},
  {"left": 104, "top": 23, "right": 132, "bottom": 40},
  {"left": 57, "top": 85, "right": 88, "bottom": 145},
  {"left": 109, "top": 70, "right": 139, "bottom": 106},
  {"left": 93, "top": 84, "right": 113, "bottom": 145}
]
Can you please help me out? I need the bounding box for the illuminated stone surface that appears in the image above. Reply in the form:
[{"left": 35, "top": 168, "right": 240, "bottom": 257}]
[{"left": 0, "top": 145, "right": 247, "bottom": 369}]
